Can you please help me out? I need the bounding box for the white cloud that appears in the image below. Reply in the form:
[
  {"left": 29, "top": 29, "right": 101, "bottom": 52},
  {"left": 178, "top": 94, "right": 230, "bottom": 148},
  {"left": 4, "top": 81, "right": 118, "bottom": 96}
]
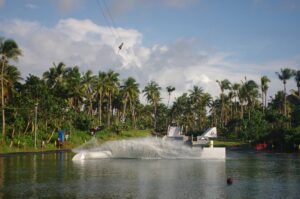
[{"left": 0, "top": 18, "right": 297, "bottom": 105}]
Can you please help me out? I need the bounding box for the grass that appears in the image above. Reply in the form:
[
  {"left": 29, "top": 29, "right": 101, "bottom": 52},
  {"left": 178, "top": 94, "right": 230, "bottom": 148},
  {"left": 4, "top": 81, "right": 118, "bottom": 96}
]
[
  {"left": 0, "top": 129, "right": 246, "bottom": 154},
  {"left": 213, "top": 139, "right": 247, "bottom": 147},
  {"left": 0, "top": 129, "right": 152, "bottom": 154}
]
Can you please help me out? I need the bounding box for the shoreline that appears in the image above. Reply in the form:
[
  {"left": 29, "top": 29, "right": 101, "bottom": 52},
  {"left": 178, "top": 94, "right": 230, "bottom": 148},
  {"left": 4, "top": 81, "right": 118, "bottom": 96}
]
[{"left": 0, "top": 148, "right": 72, "bottom": 157}]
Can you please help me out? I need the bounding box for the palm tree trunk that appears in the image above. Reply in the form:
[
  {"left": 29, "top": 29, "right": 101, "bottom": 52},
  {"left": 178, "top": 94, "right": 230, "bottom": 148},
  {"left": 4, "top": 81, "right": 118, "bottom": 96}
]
[
  {"left": 284, "top": 83, "right": 287, "bottom": 116},
  {"left": 167, "top": 94, "right": 170, "bottom": 108},
  {"left": 1, "top": 59, "right": 5, "bottom": 143},
  {"left": 154, "top": 103, "right": 157, "bottom": 130},
  {"left": 264, "top": 91, "right": 267, "bottom": 111},
  {"left": 130, "top": 100, "right": 136, "bottom": 129},
  {"left": 122, "top": 95, "right": 128, "bottom": 123},
  {"left": 108, "top": 93, "right": 112, "bottom": 126},
  {"left": 240, "top": 104, "right": 244, "bottom": 119},
  {"left": 262, "top": 89, "right": 264, "bottom": 114},
  {"left": 98, "top": 93, "right": 102, "bottom": 125}
]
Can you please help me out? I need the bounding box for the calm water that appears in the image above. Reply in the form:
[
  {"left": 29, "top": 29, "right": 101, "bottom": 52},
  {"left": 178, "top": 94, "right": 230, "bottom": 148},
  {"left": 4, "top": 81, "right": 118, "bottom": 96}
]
[{"left": 0, "top": 150, "right": 300, "bottom": 199}]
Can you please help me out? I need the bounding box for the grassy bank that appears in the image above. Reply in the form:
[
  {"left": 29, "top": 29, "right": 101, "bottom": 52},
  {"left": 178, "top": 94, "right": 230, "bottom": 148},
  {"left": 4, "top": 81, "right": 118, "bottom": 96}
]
[
  {"left": 0, "top": 129, "right": 249, "bottom": 154},
  {"left": 213, "top": 139, "right": 247, "bottom": 147},
  {"left": 0, "top": 129, "right": 151, "bottom": 154}
]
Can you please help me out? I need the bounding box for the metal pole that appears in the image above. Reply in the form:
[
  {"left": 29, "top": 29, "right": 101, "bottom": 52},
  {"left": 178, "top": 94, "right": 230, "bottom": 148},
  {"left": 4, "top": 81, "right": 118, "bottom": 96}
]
[{"left": 34, "top": 103, "right": 38, "bottom": 148}]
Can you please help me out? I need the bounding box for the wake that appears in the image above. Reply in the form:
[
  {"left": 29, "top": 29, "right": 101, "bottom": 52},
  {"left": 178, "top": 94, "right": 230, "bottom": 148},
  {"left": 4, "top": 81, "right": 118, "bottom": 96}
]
[{"left": 72, "top": 137, "right": 202, "bottom": 161}]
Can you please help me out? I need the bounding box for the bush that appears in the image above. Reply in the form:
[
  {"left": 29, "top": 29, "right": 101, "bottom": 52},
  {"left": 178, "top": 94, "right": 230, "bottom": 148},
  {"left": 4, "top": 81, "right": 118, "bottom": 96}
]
[{"left": 73, "top": 114, "right": 93, "bottom": 131}]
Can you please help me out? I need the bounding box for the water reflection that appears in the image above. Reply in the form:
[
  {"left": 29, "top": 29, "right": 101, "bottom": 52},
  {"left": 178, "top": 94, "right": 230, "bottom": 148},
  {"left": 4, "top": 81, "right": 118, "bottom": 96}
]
[
  {"left": 0, "top": 151, "right": 300, "bottom": 198},
  {"left": 72, "top": 159, "right": 226, "bottom": 198}
]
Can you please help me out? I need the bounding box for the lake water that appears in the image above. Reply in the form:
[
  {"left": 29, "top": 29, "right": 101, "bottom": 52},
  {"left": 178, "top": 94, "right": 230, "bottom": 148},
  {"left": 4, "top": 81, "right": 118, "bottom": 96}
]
[{"left": 0, "top": 149, "right": 300, "bottom": 199}]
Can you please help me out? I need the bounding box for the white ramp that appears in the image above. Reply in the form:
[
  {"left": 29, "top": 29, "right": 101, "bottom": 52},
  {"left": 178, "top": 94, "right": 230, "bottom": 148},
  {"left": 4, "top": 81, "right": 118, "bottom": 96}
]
[
  {"left": 167, "top": 126, "right": 182, "bottom": 137},
  {"left": 200, "top": 127, "right": 217, "bottom": 138}
]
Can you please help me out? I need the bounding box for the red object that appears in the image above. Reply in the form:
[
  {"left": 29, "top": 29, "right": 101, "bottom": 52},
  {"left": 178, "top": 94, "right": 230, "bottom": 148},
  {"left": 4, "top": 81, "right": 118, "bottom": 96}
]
[{"left": 255, "top": 142, "right": 267, "bottom": 151}]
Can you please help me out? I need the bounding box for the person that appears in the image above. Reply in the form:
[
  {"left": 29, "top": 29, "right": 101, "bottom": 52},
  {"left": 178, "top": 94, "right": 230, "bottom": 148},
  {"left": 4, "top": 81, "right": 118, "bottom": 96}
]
[{"left": 65, "top": 132, "right": 69, "bottom": 141}]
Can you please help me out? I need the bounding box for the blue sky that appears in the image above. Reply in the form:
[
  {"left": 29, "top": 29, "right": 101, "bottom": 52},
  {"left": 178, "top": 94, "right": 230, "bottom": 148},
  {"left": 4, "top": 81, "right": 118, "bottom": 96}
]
[{"left": 0, "top": 0, "right": 299, "bottom": 103}]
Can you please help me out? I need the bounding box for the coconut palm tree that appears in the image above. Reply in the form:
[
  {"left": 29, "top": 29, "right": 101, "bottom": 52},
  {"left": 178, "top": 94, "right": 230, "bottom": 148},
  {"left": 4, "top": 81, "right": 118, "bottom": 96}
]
[
  {"left": 166, "top": 86, "right": 175, "bottom": 108},
  {"left": 216, "top": 79, "right": 231, "bottom": 126},
  {"left": 189, "top": 86, "right": 204, "bottom": 130},
  {"left": 121, "top": 77, "right": 139, "bottom": 127},
  {"left": 96, "top": 71, "right": 107, "bottom": 125},
  {"left": 63, "top": 66, "right": 83, "bottom": 111},
  {"left": 143, "top": 81, "right": 161, "bottom": 129},
  {"left": 240, "top": 79, "right": 259, "bottom": 119},
  {"left": 3, "top": 65, "right": 22, "bottom": 102},
  {"left": 231, "top": 83, "right": 240, "bottom": 118},
  {"left": 43, "top": 62, "right": 66, "bottom": 90},
  {"left": 276, "top": 68, "right": 293, "bottom": 116},
  {"left": 105, "top": 70, "right": 120, "bottom": 126},
  {"left": 0, "top": 38, "right": 22, "bottom": 142},
  {"left": 260, "top": 75, "right": 270, "bottom": 113},
  {"left": 82, "top": 70, "right": 96, "bottom": 116},
  {"left": 294, "top": 70, "right": 300, "bottom": 96}
]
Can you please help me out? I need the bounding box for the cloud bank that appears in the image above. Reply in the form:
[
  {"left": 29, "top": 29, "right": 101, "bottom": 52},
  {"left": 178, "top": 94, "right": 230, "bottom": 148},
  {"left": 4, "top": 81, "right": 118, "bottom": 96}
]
[{"left": 0, "top": 18, "right": 297, "bottom": 104}]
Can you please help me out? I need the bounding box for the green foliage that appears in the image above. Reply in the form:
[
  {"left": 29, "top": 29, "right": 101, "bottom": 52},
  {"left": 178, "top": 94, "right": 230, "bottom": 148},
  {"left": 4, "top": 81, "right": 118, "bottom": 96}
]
[
  {"left": 2, "top": 38, "right": 300, "bottom": 153},
  {"left": 240, "top": 110, "right": 270, "bottom": 141},
  {"left": 73, "top": 114, "right": 93, "bottom": 131}
]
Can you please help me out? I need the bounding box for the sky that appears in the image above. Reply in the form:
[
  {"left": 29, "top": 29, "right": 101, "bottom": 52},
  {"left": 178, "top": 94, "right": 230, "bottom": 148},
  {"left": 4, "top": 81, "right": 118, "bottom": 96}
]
[{"left": 0, "top": 0, "right": 300, "bottom": 104}]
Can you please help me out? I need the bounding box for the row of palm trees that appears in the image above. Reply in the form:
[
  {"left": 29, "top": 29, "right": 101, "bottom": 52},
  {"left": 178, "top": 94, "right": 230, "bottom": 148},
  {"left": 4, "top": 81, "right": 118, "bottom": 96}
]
[{"left": 1, "top": 37, "right": 300, "bottom": 144}]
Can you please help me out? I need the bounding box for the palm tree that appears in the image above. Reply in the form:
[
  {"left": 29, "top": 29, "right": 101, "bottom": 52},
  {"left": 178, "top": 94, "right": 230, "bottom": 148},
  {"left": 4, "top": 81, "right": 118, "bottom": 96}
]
[
  {"left": 82, "top": 70, "right": 96, "bottom": 116},
  {"left": 105, "top": 70, "right": 120, "bottom": 126},
  {"left": 3, "top": 65, "right": 22, "bottom": 101},
  {"left": 121, "top": 77, "right": 139, "bottom": 127},
  {"left": 294, "top": 70, "right": 300, "bottom": 96},
  {"left": 0, "top": 38, "right": 22, "bottom": 142},
  {"left": 63, "top": 66, "right": 83, "bottom": 111},
  {"left": 260, "top": 75, "right": 270, "bottom": 113},
  {"left": 166, "top": 86, "right": 175, "bottom": 108},
  {"left": 143, "top": 81, "right": 161, "bottom": 129},
  {"left": 216, "top": 79, "right": 231, "bottom": 126},
  {"left": 189, "top": 86, "right": 204, "bottom": 130},
  {"left": 96, "top": 71, "right": 107, "bottom": 125},
  {"left": 43, "top": 62, "right": 66, "bottom": 90},
  {"left": 240, "top": 79, "right": 259, "bottom": 119},
  {"left": 171, "top": 93, "right": 191, "bottom": 129},
  {"left": 231, "top": 83, "right": 240, "bottom": 118},
  {"left": 276, "top": 68, "right": 293, "bottom": 116}
]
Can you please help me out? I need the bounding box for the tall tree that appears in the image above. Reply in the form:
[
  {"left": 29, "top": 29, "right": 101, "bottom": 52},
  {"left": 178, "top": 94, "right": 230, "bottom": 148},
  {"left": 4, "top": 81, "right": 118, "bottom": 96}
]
[
  {"left": 82, "top": 70, "right": 96, "bottom": 116},
  {"left": 105, "top": 70, "right": 120, "bottom": 126},
  {"left": 276, "top": 68, "right": 293, "bottom": 116},
  {"left": 63, "top": 66, "right": 83, "bottom": 111},
  {"left": 260, "top": 75, "right": 271, "bottom": 113},
  {"left": 294, "top": 70, "right": 300, "bottom": 96},
  {"left": 216, "top": 79, "right": 231, "bottom": 126},
  {"left": 96, "top": 71, "right": 107, "bottom": 125},
  {"left": 189, "top": 86, "right": 204, "bottom": 130},
  {"left": 143, "top": 81, "right": 161, "bottom": 129},
  {"left": 121, "top": 77, "right": 139, "bottom": 127},
  {"left": 238, "top": 79, "right": 259, "bottom": 120},
  {"left": 166, "top": 86, "right": 175, "bottom": 108},
  {"left": 43, "top": 62, "right": 66, "bottom": 90},
  {"left": 231, "top": 83, "right": 240, "bottom": 118},
  {"left": 0, "top": 38, "right": 22, "bottom": 142}
]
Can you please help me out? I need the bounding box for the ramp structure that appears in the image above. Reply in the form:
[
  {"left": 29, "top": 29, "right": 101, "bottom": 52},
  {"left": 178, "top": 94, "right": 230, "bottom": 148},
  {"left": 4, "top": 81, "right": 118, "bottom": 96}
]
[{"left": 167, "top": 126, "right": 183, "bottom": 137}]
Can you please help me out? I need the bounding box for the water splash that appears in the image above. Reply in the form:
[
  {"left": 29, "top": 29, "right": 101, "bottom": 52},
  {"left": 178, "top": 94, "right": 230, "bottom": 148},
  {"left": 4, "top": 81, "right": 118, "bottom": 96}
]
[{"left": 72, "top": 137, "right": 202, "bottom": 161}]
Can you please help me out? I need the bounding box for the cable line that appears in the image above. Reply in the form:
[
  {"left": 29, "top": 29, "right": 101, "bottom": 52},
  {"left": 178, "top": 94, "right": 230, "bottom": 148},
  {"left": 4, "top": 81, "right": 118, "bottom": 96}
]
[{"left": 96, "top": 0, "right": 124, "bottom": 51}]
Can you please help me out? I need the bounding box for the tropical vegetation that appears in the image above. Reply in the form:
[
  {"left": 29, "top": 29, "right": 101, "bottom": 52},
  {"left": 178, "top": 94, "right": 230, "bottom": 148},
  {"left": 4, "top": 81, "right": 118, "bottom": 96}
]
[{"left": 1, "top": 37, "right": 300, "bottom": 152}]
